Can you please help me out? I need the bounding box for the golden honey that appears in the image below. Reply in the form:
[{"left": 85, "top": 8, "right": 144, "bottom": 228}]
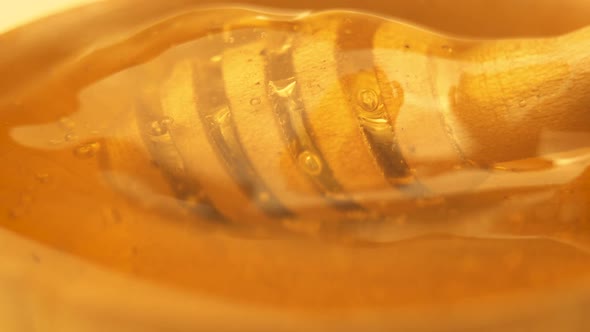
[{"left": 1, "top": 1, "right": 590, "bottom": 331}]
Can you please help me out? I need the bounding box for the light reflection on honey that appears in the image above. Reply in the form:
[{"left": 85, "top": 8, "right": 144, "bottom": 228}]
[{"left": 0, "top": 0, "right": 590, "bottom": 331}]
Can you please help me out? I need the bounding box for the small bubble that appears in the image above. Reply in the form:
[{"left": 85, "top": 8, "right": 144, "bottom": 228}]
[
  {"left": 519, "top": 99, "right": 527, "bottom": 107},
  {"left": 441, "top": 45, "right": 453, "bottom": 53},
  {"left": 59, "top": 117, "right": 75, "bottom": 130},
  {"left": 250, "top": 97, "right": 261, "bottom": 106},
  {"left": 227, "top": 36, "right": 235, "bottom": 44},
  {"left": 357, "top": 89, "right": 380, "bottom": 112},
  {"left": 260, "top": 31, "right": 267, "bottom": 39},
  {"left": 278, "top": 41, "right": 293, "bottom": 54},
  {"left": 344, "top": 29, "right": 352, "bottom": 35},
  {"left": 149, "top": 117, "right": 173, "bottom": 136},
  {"left": 298, "top": 151, "right": 323, "bottom": 176},
  {"left": 35, "top": 173, "right": 50, "bottom": 183},
  {"left": 210, "top": 55, "right": 222, "bottom": 63},
  {"left": 65, "top": 133, "right": 78, "bottom": 142},
  {"left": 74, "top": 142, "right": 101, "bottom": 159},
  {"left": 161, "top": 117, "right": 174, "bottom": 126}
]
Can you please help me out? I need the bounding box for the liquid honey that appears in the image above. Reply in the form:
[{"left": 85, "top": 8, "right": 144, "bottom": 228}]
[{"left": 1, "top": 1, "right": 590, "bottom": 331}]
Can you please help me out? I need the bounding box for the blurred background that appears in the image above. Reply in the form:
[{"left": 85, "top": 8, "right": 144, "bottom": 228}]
[
  {"left": 0, "top": 0, "right": 96, "bottom": 32},
  {"left": 3, "top": 0, "right": 590, "bottom": 37}
]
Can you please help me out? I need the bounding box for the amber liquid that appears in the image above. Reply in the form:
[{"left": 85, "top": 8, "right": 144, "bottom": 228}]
[{"left": 1, "top": 1, "right": 590, "bottom": 330}]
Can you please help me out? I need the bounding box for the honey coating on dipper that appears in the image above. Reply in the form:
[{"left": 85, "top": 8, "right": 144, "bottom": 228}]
[{"left": 1, "top": 3, "right": 590, "bottom": 316}]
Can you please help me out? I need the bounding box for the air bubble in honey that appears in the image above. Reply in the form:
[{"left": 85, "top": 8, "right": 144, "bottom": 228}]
[
  {"left": 250, "top": 97, "right": 261, "bottom": 106},
  {"left": 59, "top": 117, "right": 75, "bottom": 130},
  {"left": 357, "top": 89, "right": 380, "bottom": 111},
  {"left": 65, "top": 133, "right": 78, "bottom": 141},
  {"left": 149, "top": 117, "right": 173, "bottom": 136},
  {"left": 298, "top": 150, "right": 323, "bottom": 175},
  {"left": 73, "top": 142, "right": 101, "bottom": 159}
]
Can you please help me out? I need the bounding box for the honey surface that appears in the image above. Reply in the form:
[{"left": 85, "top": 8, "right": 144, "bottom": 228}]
[{"left": 1, "top": 0, "right": 590, "bottom": 329}]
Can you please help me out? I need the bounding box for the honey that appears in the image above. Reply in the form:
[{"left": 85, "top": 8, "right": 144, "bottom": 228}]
[{"left": 1, "top": 1, "right": 590, "bottom": 331}]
